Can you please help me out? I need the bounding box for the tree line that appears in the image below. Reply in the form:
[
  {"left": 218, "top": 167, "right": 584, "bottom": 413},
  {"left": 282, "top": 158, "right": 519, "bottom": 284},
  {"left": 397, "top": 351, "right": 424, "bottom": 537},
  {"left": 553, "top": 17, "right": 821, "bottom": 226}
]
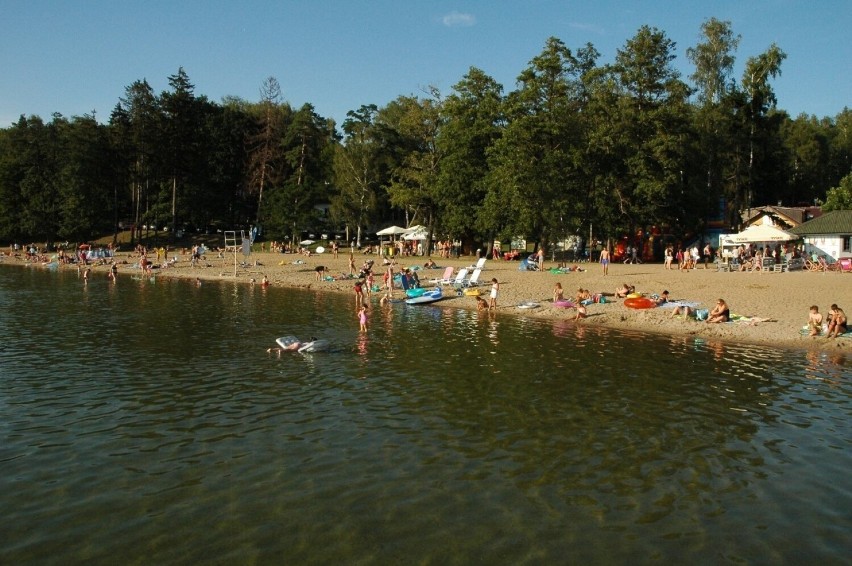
[{"left": 1, "top": 20, "right": 850, "bottom": 252}]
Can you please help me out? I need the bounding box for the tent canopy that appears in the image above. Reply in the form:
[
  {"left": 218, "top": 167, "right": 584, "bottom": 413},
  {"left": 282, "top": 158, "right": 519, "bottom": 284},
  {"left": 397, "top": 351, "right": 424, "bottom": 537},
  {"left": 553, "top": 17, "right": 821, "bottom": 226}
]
[
  {"left": 722, "top": 224, "right": 798, "bottom": 244},
  {"left": 376, "top": 225, "right": 408, "bottom": 236},
  {"left": 403, "top": 225, "right": 429, "bottom": 240}
]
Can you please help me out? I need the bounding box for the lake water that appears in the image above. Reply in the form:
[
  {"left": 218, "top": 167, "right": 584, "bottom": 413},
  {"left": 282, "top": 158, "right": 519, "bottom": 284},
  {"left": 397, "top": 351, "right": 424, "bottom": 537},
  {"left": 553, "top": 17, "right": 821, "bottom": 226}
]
[{"left": 1, "top": 266, "right": 850, "bottom": 564}]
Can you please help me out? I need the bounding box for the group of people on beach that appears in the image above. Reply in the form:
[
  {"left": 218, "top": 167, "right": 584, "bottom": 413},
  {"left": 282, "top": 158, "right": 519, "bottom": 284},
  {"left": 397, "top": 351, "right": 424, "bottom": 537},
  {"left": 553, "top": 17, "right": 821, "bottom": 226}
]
[{"left": 807, "top": 304, "right": 848, "bottom": 338}]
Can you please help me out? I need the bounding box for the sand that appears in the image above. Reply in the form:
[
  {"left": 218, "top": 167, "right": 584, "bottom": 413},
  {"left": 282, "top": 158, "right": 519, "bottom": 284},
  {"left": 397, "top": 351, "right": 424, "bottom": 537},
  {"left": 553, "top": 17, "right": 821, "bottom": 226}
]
[{"left": 9, "top": 249, "right": 851, "bottom": 353}]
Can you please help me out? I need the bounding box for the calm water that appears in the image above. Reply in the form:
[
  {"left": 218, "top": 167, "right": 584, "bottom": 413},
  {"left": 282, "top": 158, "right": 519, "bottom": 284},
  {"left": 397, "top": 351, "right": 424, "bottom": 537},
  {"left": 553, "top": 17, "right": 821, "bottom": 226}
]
[{"left": 0, "top": 265, "right": 850, "bottom": 565}]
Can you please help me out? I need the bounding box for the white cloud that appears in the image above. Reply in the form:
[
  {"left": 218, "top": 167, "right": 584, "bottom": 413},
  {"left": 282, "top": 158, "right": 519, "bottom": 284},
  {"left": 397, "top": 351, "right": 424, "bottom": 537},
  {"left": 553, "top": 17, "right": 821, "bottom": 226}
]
[{"left": 442, "top": 11, "right": 476, "bottom": 27}]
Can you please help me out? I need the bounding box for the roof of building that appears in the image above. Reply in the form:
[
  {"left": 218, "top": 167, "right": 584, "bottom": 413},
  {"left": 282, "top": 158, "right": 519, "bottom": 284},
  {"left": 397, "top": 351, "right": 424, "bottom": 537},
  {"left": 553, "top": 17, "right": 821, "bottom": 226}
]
[
  {"left": 789, "top": 210, "right": 852, "bottom": 236},
  {"left": 742, "top": 205, "right": 822, "bottom": 228}
]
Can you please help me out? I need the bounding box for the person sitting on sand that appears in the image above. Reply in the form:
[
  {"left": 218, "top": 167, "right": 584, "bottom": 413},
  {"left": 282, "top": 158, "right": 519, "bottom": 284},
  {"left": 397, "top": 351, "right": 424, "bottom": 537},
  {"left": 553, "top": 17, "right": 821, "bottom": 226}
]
[
  {"left": 553, "top": 282, "right": 564, "bottom": 303},
  {"left": 827, "top": 304, "right": 847, "bottom": 338},
  {"left": 654, "top": 290, "right": 670, "bottom": 305},
  {"left": 807, "top": 305, "right": 823, "bottom": 336},
  {"left": 707, "top": 298, "right": 730, "bottom": 323},
  {"left": 423, "top": 257, "right": 437, "bottom": 269},
  {"left": 615, "top": 283, "right": 635, "bottom": 298},
  {"left": 576, "top": 288, "right": 591, "bottom": 303}
]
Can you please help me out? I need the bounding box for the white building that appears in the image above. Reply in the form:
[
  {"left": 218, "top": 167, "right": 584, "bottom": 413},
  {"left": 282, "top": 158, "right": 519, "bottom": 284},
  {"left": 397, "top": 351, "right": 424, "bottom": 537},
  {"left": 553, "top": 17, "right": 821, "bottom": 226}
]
[{"left": 789, "top": 210, "right": 852, "bottom": 260}]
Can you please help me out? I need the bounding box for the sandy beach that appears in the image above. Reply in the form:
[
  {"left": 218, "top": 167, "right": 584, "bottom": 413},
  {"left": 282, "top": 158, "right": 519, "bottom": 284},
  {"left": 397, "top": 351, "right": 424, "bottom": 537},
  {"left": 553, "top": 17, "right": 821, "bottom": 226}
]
[{"left": 9, "top": 249, "right": 851, "bottom": 353}]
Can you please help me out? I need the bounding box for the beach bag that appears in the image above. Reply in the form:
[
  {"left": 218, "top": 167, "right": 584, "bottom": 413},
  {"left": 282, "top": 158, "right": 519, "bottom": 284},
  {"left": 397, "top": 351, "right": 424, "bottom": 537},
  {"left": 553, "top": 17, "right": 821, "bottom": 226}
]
[{"left": 695, "top": 308, "right": 709, "bottom": 321}]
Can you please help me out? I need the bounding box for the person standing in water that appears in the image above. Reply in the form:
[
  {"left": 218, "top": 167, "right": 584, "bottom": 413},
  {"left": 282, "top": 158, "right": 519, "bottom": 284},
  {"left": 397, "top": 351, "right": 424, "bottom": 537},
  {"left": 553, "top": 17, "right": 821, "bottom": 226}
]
[{"left": 358, "top": 304, "right": 368, "bottom": 332}]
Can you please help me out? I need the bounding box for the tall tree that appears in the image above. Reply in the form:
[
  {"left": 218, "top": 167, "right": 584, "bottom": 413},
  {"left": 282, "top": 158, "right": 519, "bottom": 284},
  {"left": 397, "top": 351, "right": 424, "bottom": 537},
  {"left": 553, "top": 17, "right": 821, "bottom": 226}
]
[
  {"left": 117, "top": 79, "right": 160, "bottom": 242},
  {"left": 779, "top": 114, "right": 831, "bottom": 205},
  {"left": 246, "top": 77, "right": 289, "bottom": 224},
  {"left": 486, "top": 37, "right": 591, "bottom": 248},
  {"left": 159, "top": 67, "right": 203, "bottom": 237},
  {"left": 331, "top": 104, "right": 385, "bottom": 246},
  {"left": 588, "top": 26, "right": 694, "bottom": 242},
  {"left": 57, "top": 113, "right": 113, "bottom": 241},
  {"left": 12, "top": 115, "right": 64, "bottom": 243},
  {"left": 382, "top": 90, "right": 444, "bottom": 229},
  {"left": 435, "top": 67, "right": 504, "bottom": 249},
  {"left": 687, "top": 18, "right": 741, "bottom": 229},
  {"left": 741, "top": 44, "right": 786, "bottom": 210},
  {"left": 265, "top": 103, "right": 335, "bottom": 242}
]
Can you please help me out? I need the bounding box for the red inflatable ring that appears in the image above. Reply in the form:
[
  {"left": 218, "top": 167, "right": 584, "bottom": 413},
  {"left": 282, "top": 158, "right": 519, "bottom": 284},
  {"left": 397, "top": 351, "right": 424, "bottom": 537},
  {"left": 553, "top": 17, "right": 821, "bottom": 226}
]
[{"left": 624, "top": 297, "right": 656, "bottom": 309}]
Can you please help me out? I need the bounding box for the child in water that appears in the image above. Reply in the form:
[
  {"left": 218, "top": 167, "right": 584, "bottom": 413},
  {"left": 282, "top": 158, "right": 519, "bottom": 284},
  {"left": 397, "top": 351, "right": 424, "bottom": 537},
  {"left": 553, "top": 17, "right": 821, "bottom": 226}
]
[{"left": 358, "top": 304, "right": 368, "bottom": 332}]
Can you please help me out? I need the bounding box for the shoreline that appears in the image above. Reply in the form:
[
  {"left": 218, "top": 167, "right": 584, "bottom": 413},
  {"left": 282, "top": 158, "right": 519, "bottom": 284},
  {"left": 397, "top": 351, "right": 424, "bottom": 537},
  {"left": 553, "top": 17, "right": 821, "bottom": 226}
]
[{"left": 4, "top": 250, "right": 850, "bottom": 354}]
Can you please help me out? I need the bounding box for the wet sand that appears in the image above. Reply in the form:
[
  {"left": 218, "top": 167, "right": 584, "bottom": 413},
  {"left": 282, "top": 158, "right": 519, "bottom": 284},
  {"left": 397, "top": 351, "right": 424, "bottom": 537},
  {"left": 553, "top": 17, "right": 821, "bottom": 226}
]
[{"left": 12, "top": 250, "right": 851, "bottom": 352}]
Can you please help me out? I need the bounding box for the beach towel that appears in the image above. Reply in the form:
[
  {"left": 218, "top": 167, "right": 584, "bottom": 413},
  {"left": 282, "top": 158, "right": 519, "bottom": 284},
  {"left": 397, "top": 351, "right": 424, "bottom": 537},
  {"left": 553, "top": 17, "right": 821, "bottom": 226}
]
[
  {"left": 657, "top": 301, "right": 700, "bottom": 309},
  {"left": 727, "top": 314, "right": 777, "bottom": 326}
]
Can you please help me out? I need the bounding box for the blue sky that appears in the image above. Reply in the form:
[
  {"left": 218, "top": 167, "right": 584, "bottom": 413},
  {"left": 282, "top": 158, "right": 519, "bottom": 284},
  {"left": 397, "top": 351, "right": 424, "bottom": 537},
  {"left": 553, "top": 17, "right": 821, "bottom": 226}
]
[{"left": 1, "top": 0, "right": 849, "bottom": 128}]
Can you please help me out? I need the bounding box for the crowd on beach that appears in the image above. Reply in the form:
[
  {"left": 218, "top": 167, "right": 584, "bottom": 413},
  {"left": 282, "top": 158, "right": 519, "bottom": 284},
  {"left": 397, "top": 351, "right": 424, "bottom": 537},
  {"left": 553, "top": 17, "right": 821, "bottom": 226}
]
[{"left": 2, "top": 239, "right": 849, "bottom": 349}]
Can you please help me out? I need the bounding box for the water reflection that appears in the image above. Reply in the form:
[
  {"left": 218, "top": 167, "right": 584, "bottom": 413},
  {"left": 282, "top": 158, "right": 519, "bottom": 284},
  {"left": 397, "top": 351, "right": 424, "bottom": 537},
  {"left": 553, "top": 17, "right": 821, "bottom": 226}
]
[{"left": 0, "top": 267, "right": 849, "bottom": 563}]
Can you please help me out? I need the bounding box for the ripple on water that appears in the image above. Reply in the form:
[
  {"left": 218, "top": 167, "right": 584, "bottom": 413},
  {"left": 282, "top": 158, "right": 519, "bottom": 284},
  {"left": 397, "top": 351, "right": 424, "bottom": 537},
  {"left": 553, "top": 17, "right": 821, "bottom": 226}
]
[{"left": 0, "top": 269, "right": 850, "bottom": 563}]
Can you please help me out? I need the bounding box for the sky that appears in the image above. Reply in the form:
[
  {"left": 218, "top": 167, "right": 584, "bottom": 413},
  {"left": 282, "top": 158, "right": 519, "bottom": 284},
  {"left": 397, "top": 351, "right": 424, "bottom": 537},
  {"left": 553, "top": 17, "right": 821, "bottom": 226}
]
[{"left": 1, "top": 0, "right": 849, "bottom": 128}]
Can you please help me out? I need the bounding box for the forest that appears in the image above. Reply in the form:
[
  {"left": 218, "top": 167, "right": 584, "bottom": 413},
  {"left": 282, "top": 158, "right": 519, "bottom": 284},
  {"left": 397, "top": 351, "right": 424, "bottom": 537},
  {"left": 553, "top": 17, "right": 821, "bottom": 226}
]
[{"left": 1, "top": 20, "right": 850, "bottom": 253}]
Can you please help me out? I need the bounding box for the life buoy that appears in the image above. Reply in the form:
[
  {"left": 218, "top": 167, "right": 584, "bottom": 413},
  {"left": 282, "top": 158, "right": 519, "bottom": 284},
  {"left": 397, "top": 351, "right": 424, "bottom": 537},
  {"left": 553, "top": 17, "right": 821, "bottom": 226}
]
[
  {"left": 624, "top": 297, "right": 656, "bottom": 309},
  {"left": 554, "top": 299, "right": 575, "bottom": 308},
  {"left": 625, "top": 292, "right": 643, "bottom": 299}
]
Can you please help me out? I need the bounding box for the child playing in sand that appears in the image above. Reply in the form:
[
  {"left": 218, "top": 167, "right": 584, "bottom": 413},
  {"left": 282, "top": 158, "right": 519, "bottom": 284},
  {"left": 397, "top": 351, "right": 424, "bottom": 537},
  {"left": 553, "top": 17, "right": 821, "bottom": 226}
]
[
  {"left": 476, "top": 296, "right": 489, "bottom": 311},
  {"left": 807, "top": 305, "right": 823, "bottom": 336}
]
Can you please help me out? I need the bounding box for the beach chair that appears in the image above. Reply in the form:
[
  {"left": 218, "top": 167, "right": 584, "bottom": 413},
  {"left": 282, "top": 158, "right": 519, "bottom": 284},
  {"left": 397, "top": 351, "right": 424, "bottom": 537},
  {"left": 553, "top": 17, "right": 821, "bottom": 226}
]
[
  {"left": 462, "top": 268, "right": 483, "bottom": 288},
  {"left": 445, "top": 268, "right": 468, "bottom": 286},
  {"left": 820, "top": 257, "right": 845, "bottom": 272},
  {"left": 428, "top": 266, "right": 454, "bottom": 285},
  {"left": 467, "top": 257, "right": 487, "bottom": 271}
]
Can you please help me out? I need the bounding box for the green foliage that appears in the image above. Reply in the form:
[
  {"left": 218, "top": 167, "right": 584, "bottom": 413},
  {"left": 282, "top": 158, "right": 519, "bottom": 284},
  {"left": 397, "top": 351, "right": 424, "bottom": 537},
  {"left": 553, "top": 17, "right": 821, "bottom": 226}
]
[
  {"left": 435, "top": 67, "right": 504, "bottom": 241},
  {"left": 822, "top": 173, "right": 852, "bottom": 211},
  {"left": 0, "top": 24, "right": 848, "bottom": 253}
]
